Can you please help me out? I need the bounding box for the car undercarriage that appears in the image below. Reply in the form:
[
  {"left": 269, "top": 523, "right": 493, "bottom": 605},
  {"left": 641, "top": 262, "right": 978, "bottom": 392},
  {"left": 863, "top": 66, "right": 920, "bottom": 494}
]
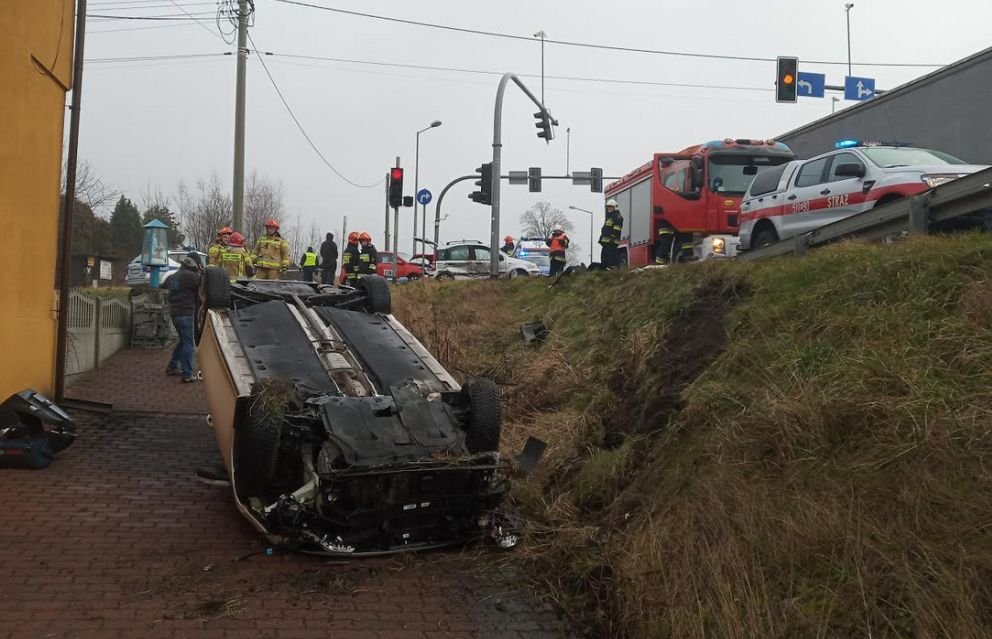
[{"left": 195, "top": 269, "right": 521, "bottom": 555}]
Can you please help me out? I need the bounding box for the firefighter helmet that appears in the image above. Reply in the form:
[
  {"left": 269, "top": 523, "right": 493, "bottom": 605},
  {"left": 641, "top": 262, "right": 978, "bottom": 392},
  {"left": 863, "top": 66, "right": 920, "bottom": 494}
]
[
  {"left": 263, "top": 218, "right": 280, "bottom": 229},
  {"left": 347, "top": 231, "right": 359, "bottom": 243},
  {"left": 606, "top": 199, "right": 618, "bottom": 208},
  {"left": 229, "top": 232, "right": 245, "bottom": 247},
  {"left": 504, "top": 235, "right": 514, "bottom": 243},
  {"left": 359, "top": 232, "right": 371, "bottom": 242},
  {"left": 552, "top": 226, "right": 564, "bottom": 234}
]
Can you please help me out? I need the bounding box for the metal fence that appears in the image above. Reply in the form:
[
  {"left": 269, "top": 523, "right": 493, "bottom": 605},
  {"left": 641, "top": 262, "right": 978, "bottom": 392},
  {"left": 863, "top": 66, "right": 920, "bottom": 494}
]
[{"left": 65, "top": 291, "right": 132, "bottom": 378}]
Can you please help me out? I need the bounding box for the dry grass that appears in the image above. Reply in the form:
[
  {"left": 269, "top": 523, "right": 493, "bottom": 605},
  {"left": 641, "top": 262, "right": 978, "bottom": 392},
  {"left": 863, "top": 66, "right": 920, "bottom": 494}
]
[{"left": 393, "top": 235, "right": 992, "bottom": 638}]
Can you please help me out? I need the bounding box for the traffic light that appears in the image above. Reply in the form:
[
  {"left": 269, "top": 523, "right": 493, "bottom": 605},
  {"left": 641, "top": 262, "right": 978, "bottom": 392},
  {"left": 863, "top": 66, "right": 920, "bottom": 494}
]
[
  {"left": 590, "top": 167, "right": 603, "bottom": 193},
  {"left": 388, "top": 167, "right": 404, "bottom": 208},
  {"left": 534, "top": 109, "right": 555, "bottom": 142},
  {"left": 775, "top": 56, "right": 799, "bottom": 103},
  {"left": 528, "top": 167, "right": 542, "bottom": 193},
  {"left": 468, "top": 163, "right": 493, "bottom": 205}
]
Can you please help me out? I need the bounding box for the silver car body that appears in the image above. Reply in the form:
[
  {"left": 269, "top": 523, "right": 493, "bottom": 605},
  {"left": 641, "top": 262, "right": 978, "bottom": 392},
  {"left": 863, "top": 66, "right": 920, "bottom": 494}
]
[{"left": 432, "top": 240, "right": 540, "bottom": 279}]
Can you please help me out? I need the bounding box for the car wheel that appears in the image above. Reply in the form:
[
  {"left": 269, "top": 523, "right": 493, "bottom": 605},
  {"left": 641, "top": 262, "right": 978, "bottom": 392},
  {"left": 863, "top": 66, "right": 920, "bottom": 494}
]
[
  {"left": 436, "top": 272, "right": 455, "bottom": 281},
  {"left": 195, "top": 266, "right": 232, "bottom": 345},
  {"left": 752, "top": 228, "right": 779, "bottom": 249},
  {"left": 358, "top": 274, "right": 391, "bottom": 314},
  {"left": 462, "top": 378, "right": 502, "bottom": 453},
  {"left": 234, "top": 396, "right": 283, "bottom": 498},
  {"left": 509, "top": 269, "right": 528, "bottom": 278}
]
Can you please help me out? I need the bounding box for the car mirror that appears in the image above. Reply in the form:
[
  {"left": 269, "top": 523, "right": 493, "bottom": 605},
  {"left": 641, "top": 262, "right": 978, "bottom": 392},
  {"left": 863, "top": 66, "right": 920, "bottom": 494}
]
[
  {"left": 691, "top": 167, "right": 705, "bottom": 189},
  {"left": 835, "top": 163, "right": 866, "bottom": 178},
  {"left": 659, "top": 156, "right": 675, "bottom": 167}
]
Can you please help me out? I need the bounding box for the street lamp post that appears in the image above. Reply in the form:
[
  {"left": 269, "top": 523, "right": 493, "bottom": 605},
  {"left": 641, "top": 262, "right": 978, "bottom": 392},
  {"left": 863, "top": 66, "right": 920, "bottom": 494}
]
[
  {"left": 534, "top": 30, "right": 546, "bottom": 105},
  {"left": 566, "top": 127, "right": 571, "bottom": 176},
  {"left": 413, "top": 120, "right": 442, "bottom": 259},
  {"left": 832, "top": 96, "right": 840, "bottom": 113},
  {"left": 844, "top": 3, "right": 854, "bottom": 77},
  {"left": 568, "top": 205, "right": 595, "bottom": 265}
]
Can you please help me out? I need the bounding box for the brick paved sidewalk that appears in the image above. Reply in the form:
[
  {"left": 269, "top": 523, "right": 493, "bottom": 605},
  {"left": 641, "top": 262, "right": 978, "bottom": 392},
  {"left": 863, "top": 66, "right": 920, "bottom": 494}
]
[
  {"left": 66, "top": 348, "right": 209, "bottom": 414},
  {"left": 0, "top": 412, "right": 574, "bottom": 639}
]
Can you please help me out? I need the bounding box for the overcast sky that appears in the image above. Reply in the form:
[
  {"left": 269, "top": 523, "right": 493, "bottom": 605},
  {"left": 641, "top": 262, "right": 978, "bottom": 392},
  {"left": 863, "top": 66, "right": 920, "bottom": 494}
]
[{"left": 79, "top": 0, "right": 992, "bottom": 255}]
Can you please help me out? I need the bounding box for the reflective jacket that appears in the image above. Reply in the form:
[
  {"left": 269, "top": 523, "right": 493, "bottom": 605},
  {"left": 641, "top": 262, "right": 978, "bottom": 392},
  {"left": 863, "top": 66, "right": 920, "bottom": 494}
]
[
  {"left": 220, "top": 246, "right": 253, "bottom": 281},
  {"left": 254, "top": 233, "right": 290, "bottom": 270},
  {"left": 207, "top": 241, "right": 226, "bottom": 267},
  {"left": 546, "top": 234, "right": 570, "bottom": 261},
  {"left": 341, "top": 243, "right": 362, "bottom": 282},
  {"left": 599, "top": 210, "right": 623, "bottom": 246},
  {"left": 300, "top": 251, "right": 318, "bottom": 267},
  {"left": 654, "top": 226, "right": 675, "bottom": 265},
  {"left": 359, "top": 244, "right": 378, "bottom": 275}
]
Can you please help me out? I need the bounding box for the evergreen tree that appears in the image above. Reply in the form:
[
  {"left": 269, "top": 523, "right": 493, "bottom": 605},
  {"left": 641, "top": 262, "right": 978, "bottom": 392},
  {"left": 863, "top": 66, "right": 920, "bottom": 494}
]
[{"left": 109, "top": 195, "right": 144, "bottom": 259}]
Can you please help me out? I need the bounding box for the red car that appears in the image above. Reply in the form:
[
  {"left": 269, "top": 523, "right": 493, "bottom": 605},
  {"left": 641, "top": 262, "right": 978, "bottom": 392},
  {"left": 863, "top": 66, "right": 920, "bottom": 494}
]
[{"left": 337, "top": 251, "right": 425, "bottom": 284}]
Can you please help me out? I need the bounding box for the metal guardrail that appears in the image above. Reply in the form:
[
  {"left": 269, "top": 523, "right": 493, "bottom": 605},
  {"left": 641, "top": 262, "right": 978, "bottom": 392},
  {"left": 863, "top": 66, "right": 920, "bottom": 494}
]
[{"left": 737, "top": 167, "right": 992, "bottom": 261}]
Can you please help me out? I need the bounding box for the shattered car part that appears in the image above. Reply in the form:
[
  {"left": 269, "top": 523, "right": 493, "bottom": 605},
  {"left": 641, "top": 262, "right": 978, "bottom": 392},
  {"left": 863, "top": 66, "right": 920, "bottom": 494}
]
[
  {"left": 0, "top": 390, "right": 76, "bottom": 470},
  {"left": 197, "top": 269, "right": 517, "bottom": 555}
]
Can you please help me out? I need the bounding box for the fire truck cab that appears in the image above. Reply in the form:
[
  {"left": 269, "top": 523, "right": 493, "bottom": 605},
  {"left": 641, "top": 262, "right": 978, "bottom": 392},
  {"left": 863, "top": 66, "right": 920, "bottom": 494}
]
[{"left": 605, "top": 139, "right": 795, "bottom": 267}]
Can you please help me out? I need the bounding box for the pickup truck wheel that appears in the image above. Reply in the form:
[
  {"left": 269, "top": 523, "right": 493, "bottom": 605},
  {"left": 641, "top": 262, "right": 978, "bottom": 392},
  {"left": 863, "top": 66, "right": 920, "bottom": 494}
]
[
  {"left": 358, "top": 274, "right": 391, "bottom": 314},
  {"left": 234, "top": 398, "right": 282, "bottom": 497},
  {"left": 462, "top": 378, "right": 502, "bottom": 453},
  {"left": 752, "top": 228, "right": 779, "bottom": 249}
]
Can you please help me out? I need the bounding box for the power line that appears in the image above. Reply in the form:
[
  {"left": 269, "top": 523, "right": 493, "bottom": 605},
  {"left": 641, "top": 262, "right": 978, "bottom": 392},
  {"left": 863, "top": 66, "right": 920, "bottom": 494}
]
[
  {"left": 89, "top": 1, "right": 216, "bottom": 9},
  {"left": 89, "top": 21, "right": 209, "bottom": 33},
  {"left": 271, "top": 0, "right": 946, "bottom": 69},
  {"left": 88, "top": 12, "right": 216, "bottom": 20},
  {"left": 85, "top": 52, "right": 230, "bottom": 62},
  {"left": 246, "top": 33, "right": 385, "bottom": 189},
  {"left": 166, "top": 0, "right": 225, "bottom": 41}
]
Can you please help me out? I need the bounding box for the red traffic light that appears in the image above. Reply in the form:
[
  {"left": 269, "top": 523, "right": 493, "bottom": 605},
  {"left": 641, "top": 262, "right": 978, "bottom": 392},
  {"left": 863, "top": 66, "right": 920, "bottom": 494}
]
[{"left": 390, "top": 168, "right": 404, "bottom": 181}]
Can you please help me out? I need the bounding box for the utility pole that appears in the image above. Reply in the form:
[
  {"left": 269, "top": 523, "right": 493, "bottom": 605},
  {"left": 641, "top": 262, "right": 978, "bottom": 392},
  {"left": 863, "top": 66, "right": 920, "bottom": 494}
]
[
  {"left": 383, "top": 172, "right": 390, "bottom": 250},
  {"left": 392, "top": 156, "right": 400, "bottom": 283},
  {"left": 55, "top": 0, "right": 89, "bottom": 401},
  {"left": 232, "top": 0, "right": 249, "bottom": 231},
  {"left": 844, "top": 3, "right": 854, "bottom": 77}
]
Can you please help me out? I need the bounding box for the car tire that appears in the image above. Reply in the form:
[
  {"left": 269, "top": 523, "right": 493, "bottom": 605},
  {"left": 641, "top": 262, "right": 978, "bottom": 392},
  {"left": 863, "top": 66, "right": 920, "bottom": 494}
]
[
  {"left": 358, "top": 274, "right": 391, "bottom": 314},
  {"left": 436, "top": 272, "right": 455, "bottom": 281},
  {"left": 233, "top": 397, "right": 282, "bottom": 497},
  {"left": 752, "top": 228, "right": 779, "bottom": 249},
  {"left": 202, "top": 266, "right": 232, "bottom": 309},
  {"left": 462, "top": 378, "right": 502, "bottom": 453}
]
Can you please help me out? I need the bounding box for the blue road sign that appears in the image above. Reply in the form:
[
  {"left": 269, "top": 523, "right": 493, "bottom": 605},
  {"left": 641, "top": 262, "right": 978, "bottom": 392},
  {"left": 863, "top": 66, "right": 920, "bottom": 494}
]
[
  {"left": 844, "top": 75, "right": 876, "bottom": 101},
  {"left": 416, "top": 188, "right": 432, "bottom": 205},
  {"left": 796, "top": 72, "right": 826, "bottom": 98}
]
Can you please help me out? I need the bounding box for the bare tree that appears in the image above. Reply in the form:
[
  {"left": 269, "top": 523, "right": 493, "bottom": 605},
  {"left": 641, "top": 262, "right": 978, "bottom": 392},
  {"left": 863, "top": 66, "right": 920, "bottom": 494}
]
[
  {"left": 139, "top": 185, "right": 172, "bottom": 212},
  {"left": 176, "top": 174, "right": 232, "bottom": 252},
  {"left": 244, "top": 171, "right": 285, "bottom": 248},
  {"left": 519, "top": 201, "right": 575, "bottom": 239},
  {"left": 63, "top": 159, "right": 118, "bottom": 215}
]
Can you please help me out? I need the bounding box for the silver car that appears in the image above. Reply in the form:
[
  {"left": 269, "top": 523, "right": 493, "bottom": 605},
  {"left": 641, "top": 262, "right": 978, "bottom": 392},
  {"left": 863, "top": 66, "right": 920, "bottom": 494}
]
[
  {"left": 432, "top": 240, "right": 540, "bottom": 280},
  {"left": 739, "top": 144, "right": 989, "bottom": 251}
]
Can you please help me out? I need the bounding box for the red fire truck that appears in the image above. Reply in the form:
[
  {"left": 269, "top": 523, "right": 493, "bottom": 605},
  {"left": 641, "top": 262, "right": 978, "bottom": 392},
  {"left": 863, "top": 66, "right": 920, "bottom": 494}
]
[{"left": 605, "top": 139, "right": 796, "bottom": 266}]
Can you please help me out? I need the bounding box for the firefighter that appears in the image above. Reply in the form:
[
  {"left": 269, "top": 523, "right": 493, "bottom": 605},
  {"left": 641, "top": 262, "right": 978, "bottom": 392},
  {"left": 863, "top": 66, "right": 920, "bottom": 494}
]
[
  {"left": 253, "top": 218, "right": 290, "bottom": 280},
  {"left": 358, "top": 232, "right": 378, "bottom": 276},
  {"left": 546, "top": 226, "right": 570, "bottom": 277},
  {"left": 501, "top": 236, "right": 515, "bottom": 255},
  {"left": 676, "top": 236, "right": 696, "bottom": 263},
  {"left": 598, "top": 199, "right": 624, "bottom": 269},
  {"left": 299, "top": 246, "right": 318, "bottom": 282},
  {"left": 340, "top": 231, "right": 362, "bottom": 285},
  {"left": 654, "top": 223, "right": 676, "bottom": 265},
  {"left": 220, "top": 232, "right": 254, "bottom": 281},
  {"left": 207, "top": 227, "right": 233, "bottom": 267}
]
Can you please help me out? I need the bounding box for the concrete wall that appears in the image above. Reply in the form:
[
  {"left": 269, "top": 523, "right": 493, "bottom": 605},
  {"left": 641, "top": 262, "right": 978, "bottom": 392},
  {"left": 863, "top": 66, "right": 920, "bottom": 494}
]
[
  {"left": 0, "top": 1, "right": 75, "bottom": 398},
  {"left": 778, "top": 47, "right": 992, "bottom": 164}
]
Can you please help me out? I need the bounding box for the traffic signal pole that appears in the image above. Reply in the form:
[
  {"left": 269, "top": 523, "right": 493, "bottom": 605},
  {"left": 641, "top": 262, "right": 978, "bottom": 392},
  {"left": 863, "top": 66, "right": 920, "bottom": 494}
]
[
  {"left": 383, "top": 172, "right": 390, "bottom": 251},
  {"left": 489, "top": 73, "right": 548, "bottom": 278},
  {"left": 392, "top": 156, "right": 400, "bottom": 284}
]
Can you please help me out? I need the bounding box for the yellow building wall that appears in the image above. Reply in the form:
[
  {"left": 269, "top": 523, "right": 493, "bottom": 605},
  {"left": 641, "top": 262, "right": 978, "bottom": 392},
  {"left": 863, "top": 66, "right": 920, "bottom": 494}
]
[{"left": 0, "top": 1, "right": 75, "bottom": 398}]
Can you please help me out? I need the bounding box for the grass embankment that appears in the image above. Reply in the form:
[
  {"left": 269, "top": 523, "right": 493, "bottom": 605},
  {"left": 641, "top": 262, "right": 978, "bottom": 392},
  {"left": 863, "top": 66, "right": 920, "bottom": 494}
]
[{"left": 393, "top": 234, "right": 992, "bottom": 639}]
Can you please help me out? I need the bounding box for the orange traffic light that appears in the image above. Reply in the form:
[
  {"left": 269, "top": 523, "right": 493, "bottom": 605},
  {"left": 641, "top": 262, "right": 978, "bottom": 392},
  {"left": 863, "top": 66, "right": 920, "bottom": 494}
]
[{"left": 776, "top": 56, "right": 799, "bottom": 103}]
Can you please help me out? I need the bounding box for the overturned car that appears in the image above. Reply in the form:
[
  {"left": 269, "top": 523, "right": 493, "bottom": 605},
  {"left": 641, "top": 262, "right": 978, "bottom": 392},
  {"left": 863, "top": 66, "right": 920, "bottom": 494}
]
[{"left": 195, "top": 267, "right": 518, "bottom": 555}]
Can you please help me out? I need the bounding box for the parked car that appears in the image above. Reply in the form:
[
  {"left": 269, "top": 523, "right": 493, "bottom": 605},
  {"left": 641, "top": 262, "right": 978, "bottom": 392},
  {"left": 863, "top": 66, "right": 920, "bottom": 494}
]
[
  {"left": 431, "top": 240, "right": 540, "bottom": 280},
  {"left": 125, "top": 250, "right": 208, "bottom": 287},
  {"left": 739, "top": 142, "right": 990, "bottom": 251},
  {"left": 195, "top": 269, "right": 524, "bottom": 555},
  {"left": 512, "top": 238, "right": 551, "bottom": 276},
  {"left": 376, "top": 251, "right": 424, "bottom": 280}
]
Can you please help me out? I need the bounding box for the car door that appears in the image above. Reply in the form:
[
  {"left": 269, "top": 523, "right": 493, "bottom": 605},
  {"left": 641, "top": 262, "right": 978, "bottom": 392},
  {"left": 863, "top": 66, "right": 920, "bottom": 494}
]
[
  {"left": 783, "top": 156, "right": 830, "bottom": 238},
  {"left": 437, "top": 245, "right": 472, "bottom": 278},
  {"left": 822, "top": 152, "right": 869, "bottom": 219},
  {"left": 379, "top": 253, "right": 395, "bottom": 278},
  {"left": 469, "top": 246, "right": 494, "bottom": 278}
]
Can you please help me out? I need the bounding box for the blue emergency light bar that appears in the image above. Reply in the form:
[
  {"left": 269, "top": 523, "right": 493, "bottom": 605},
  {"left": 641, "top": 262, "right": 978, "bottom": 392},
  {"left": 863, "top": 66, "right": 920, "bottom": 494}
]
[{"left": 835, "top": 139, "right": 914, "bottom": 149}]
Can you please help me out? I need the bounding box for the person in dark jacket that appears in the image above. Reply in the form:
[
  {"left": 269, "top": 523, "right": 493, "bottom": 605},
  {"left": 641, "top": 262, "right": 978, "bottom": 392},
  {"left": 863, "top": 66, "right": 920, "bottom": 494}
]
[
  {"left": 319, "top": 232, "right": 338, "bottom": 284},
  {"left": 341, "top": 231, "right": 362, "bottom": 284},
  {"left": 546, "top": 227, "right": 570, "bottom": 277},
  {"left": 599, "top": 198, "right": 624, "bottom": 269},
  {"left": 165, "top": 254, "right": 202, "bottom": 383},
  {"left": 358, "top": 232, "right": 378, "bottom": 276}
]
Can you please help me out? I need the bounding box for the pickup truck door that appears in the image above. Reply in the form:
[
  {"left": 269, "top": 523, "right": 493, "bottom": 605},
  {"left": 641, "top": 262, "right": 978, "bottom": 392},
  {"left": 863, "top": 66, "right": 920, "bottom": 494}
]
[
  {"left": 820, "top": 152, "right": 869, "bottom": 222},
  {"left": 784, "top": 156, "right": 830, "bottom": 239}
]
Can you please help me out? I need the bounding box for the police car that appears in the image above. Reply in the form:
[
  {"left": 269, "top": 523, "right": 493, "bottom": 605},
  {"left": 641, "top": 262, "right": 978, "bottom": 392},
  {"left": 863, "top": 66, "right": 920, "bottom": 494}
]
[
  {"left": 738, "top": 141, "right": 989, "bottom": 251},
  {"left": 125, "top": 250, "right": 208, "bottom": 287},
  {"left": 512, "top": 238, "right": 552, "bottom": 276}
]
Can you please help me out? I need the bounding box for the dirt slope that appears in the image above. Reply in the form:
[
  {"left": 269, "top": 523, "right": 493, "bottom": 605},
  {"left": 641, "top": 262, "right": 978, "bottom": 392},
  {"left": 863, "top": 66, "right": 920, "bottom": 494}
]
[{"left": 394, "top": 234, "right": 992, "bottom": 639}]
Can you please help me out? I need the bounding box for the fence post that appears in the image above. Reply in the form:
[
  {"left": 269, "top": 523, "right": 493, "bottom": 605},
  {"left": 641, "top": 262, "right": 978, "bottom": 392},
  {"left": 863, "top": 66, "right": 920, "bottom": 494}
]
[
  {"left": 93, "top": 297, "right": 102, "bottom": 370},
  {"left": 909, "top": 195, "right": 930, "bottom": 235}
]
